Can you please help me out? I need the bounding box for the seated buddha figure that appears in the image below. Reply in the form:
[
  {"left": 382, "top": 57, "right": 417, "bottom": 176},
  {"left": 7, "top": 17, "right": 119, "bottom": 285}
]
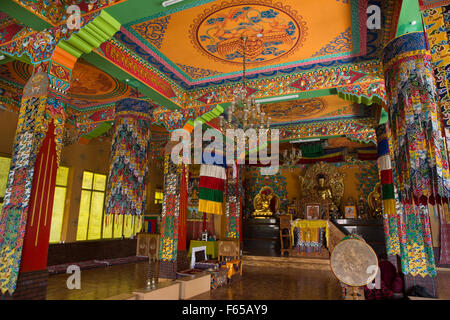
[
  {"left": 253, "top": 191, "right": 274, "bottom": 217},
  {"left": 315, "top": 174, "right": 333, "bottom": 202}
]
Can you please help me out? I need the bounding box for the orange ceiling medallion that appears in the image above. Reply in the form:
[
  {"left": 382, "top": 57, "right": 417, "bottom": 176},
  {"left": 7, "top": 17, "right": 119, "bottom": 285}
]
[{"left": 189, "top": 0, "right": 308, "bottom": 66}]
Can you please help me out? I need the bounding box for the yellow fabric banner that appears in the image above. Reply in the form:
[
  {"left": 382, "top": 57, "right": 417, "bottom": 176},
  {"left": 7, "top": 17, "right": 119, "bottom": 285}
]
[{"left": 199, "top": 199, "right": 223, "bottom": 215}]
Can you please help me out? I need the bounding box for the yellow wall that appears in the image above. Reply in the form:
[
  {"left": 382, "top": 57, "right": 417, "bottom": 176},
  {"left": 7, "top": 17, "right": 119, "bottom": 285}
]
[{"left": 0, "top": 111, "right": 18, "bottom": 157}]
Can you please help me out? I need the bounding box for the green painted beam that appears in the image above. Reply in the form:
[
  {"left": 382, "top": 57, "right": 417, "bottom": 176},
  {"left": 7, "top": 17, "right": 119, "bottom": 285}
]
[
  {"left": 105, "top": 0, "right": 215, "bottom": 25},
  {"left": 0, "top": 0, "right": 52, "bottom": 31},
  {"left": 379, "top": 108, "right": 388, "bottom": 125},
  {"left": 81, "top": 121, "right": 113, "bottom": 140},
  {"left": 396, "top": 0, "right": 423, "bottom": 37},
  {"left": 57, "top": 10, "right": 121, "bottom": 58},
  {"left": 0, "top": 55, "right": 14, "bottom": 65},
  {"left": 83, "top": 51, "right": 180, "bottom": 110}
]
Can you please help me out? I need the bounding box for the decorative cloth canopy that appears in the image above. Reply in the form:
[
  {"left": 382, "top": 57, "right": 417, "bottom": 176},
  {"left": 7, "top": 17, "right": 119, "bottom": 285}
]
[{"left": 105, "top": 98, "right": 153, "bottom": 221}]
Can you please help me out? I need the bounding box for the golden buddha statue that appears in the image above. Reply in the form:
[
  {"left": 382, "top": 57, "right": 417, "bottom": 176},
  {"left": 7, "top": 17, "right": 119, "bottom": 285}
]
[
  {"left": 314, "top": 174, "right": 333, "bottom": 201},
  {"left": 368, "top": 183, "right": 383, "bottom": 218},
  {"left": 253, "top": 187, "right": 279, "bottom": 218}
]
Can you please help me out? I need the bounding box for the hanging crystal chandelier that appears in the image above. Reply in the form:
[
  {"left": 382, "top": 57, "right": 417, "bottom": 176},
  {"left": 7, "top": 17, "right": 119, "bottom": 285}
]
[
  {"left": 281, "top": 144, "right": 302, "bottom": 167},
  {"left": 219, "top": 36, "right": 271, "bottom": 132}
]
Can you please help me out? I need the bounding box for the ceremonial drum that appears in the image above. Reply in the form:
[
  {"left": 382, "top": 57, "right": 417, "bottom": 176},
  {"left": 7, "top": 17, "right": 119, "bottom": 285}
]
[{"left": 330, "top": 235, "right": 378, "bottom": 299}]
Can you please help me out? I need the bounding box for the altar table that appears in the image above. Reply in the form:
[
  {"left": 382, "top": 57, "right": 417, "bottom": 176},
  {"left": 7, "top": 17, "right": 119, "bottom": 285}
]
[
  {"left": 187, "top": 240, "right": 218, "bottom": 259},
  {"left": 290, "top": 219, "right": 329, "bottom": 249}
]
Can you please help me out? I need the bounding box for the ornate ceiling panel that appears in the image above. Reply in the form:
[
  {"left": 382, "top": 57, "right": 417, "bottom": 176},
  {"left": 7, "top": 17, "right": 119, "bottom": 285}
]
[
  {"left": 118, "top": 0, "right": 373, "bottom": 89},
  {"left": 0, "top": 59, "right": 138, "bottom": 110},
  {"left": 262, "top": 95, "right": 368, "bottom": 125}
]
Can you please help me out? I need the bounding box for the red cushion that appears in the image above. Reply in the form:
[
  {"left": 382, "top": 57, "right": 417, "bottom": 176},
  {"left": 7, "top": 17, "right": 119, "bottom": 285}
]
[{"left": 392, "top": 276, "right": 403, "bottom": 293}]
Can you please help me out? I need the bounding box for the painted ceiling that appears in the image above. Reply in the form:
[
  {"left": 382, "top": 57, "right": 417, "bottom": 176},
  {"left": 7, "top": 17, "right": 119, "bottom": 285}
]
[
  {"left": 261, "top": 95, "right": 369, "bottom": 125},
  {"left": 0, "top": 0, "right": 404, "bottom": 145},
  {"left": 117, "top": 0, "right": 370, "bottom": 90},
  {"left": 0, "top": 59, "right": 139, "bottom": 110}
]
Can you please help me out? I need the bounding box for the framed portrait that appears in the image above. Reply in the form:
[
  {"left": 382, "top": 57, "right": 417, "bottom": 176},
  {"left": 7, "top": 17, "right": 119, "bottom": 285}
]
[
  {"left": 306, "top": 204, "right": 320, "bottom": 220},
  {"left": 345, "top": 205, "right": 357, "bottom": 219}
]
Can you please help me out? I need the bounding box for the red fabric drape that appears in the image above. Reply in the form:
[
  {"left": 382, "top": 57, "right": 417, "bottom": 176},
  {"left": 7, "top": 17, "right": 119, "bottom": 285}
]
[{"left": 20, "top": 123, "right": 58, "bottom": 272}]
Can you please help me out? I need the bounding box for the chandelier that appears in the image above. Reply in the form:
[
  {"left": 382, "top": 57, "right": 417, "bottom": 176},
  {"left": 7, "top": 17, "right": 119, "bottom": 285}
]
[
  {"left": 219, "top": 36, "right": 271, "bottom": 132},
  {"left": 281, "top": 144, "right": 302, "bottom": 167}
]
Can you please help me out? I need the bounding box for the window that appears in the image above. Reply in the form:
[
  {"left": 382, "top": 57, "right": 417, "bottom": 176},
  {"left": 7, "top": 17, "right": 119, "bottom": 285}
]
[
  {"left": 49, "top": 166, "right": 69, "bottom": 243},
  {"left": 76, "top": 171, "right": 107, "bottom": 241},
  {"left": 76, "top": 170, "right": 143, "bottom": 241},
  {"left": 0, "top": 156, "right": 11, "bottom": 211},
  {"left": 154, "top": 189, "right": 163, "bottom": 204}
]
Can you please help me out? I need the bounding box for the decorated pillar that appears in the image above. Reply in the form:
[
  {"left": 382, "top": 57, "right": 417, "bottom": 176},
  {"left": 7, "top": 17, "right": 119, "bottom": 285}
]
[
  {"left": 104, "top": 98, "right": 153, "bottom": 229},
  {"left": 159, "top": 143, "right": 188, "bottom": 278},
  {"left": 421, "top": 4, "right": 450, "bottom": 266},
  {"left": 225, "top": 163, "right": 241, "bottom": 240},
  {"left": 0, "top": 66, "right": 67, "bottom": 297},
  {"left": 383, "top": 32, "right": 450, "bottom": 284},
  {"left": 421, "top": 5, "right": 450, "bottom": 148}
]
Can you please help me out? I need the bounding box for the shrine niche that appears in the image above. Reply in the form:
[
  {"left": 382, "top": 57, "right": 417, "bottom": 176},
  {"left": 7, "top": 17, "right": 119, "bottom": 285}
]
[
  {"left": 252, "top": 186, "right": 280, "bottom": 218},
  {"left": 298, "top": 162, "right": 345, "bottom": 219}
]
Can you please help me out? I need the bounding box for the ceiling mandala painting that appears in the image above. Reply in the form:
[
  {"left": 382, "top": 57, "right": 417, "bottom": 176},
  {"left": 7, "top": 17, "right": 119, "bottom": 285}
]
[{"left": 189, "top": 2, "right": 307, "bottom": 65}]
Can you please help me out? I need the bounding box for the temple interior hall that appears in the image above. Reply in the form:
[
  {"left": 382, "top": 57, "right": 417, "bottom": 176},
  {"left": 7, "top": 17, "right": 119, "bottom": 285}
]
[{"left": 0, "top": 0, "right": 450, "bottom": 302}]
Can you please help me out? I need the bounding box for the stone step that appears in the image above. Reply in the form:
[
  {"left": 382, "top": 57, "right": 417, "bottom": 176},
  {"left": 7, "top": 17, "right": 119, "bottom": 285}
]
[{"left": 242, "top": 255, "right": 331, "bottom": 271}]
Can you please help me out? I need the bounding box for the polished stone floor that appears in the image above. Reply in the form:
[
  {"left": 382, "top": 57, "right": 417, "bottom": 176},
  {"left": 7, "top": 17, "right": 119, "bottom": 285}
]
[
  {"left": 46, "top": 262, "right": 149, "bottom": 300},
  {"left": 191, "top": 266, "right": 342, "bottom": 300},
  {"left": 46, "top": 261, "right": 450, "bottom": 300},
  {"left": 46, "top": 261, "right": 341, "bottom": 300}
]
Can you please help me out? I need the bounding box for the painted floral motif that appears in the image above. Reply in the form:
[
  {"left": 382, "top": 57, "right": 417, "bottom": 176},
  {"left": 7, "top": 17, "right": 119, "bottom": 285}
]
[
  {"left": 131, "top": 16, "right": 171, "bottom": 49},
  {"left": 311, "top": 28, "right": 352, "bottom": 57}
]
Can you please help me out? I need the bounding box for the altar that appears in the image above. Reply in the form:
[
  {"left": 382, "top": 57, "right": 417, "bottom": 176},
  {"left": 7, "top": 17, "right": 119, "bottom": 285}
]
[{"left": 289, "top": 219, "right": 330, "bottom": 258}]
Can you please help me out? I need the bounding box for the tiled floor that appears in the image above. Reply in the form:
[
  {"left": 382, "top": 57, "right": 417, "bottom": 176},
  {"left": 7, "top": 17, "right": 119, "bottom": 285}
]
[{"left": 45, "top": 261, "right": 450, "bottom": 300}]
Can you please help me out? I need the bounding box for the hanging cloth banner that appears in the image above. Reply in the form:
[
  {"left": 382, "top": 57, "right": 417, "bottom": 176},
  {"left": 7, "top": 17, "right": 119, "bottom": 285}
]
[{"left": 198, "top": 153, "right": 226, "bottom": 215}]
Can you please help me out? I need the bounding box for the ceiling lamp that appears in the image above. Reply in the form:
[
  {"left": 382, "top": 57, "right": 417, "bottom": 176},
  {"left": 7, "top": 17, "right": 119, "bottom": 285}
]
[
  {"left": 219, "top": 36, "right": 271, "bottom": 132},
  {"left": 162, "top": 0, "right": 183, "bottom": 7},
  {"left": 281, "top": 144, "right": 302, "bottom": 168}
]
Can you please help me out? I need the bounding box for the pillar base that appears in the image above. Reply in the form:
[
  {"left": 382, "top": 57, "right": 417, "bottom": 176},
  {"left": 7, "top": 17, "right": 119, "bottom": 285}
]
[
  {"left": 159, "top": 250, "right": 189, "bottom": 279},
  {"left": 1, "top": 270, "right": 48, "bottom": 300},
  {"left": 404, "top": 274, "right": 437, "bottom": 298}
]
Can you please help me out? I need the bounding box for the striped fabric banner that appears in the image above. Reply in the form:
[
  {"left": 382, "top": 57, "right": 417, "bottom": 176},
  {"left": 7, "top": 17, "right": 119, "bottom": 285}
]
[
  {"left": 198, "top": 153, "right": 226, "bottom": 215},
  {"left": 376, "top": 128, "right": 396, "bottom": 215}
]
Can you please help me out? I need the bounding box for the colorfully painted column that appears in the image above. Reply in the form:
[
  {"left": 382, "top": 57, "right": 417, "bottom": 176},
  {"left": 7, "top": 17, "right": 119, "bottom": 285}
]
[
  {"left": 159, "top": 144, "right": 189, "bottom": 277},
  {"left": 0, "top": 67, "right": 67, "bottom": 296},
  {"left": 421, "top": 4, "right": 450, "bottom": 265},
  {"left": 104, "top": 98, "right": 153, "bottom": 229},
  {"left": 225, "top": 163, "right": 241, "bottom": 240},
  {"left": 383, "top": 32, "right": 450, "bottom": 278}
]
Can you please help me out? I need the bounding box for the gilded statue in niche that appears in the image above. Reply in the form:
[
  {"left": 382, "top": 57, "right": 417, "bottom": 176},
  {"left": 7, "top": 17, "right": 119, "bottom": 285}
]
[
  {"left": 253, "top": 186, "right": 280, "bottom": 218},
  {"left": 368, "top": 182, "right": 383, "bottom": 218},
  {"left": 298, "top": 162, "right": 345, "bottom": 218}
]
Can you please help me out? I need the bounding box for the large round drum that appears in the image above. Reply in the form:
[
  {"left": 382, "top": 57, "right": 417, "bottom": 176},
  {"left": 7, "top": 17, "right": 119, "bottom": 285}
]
[{"left": 330, "top": 237, "right": 378, "bottom": 287}]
